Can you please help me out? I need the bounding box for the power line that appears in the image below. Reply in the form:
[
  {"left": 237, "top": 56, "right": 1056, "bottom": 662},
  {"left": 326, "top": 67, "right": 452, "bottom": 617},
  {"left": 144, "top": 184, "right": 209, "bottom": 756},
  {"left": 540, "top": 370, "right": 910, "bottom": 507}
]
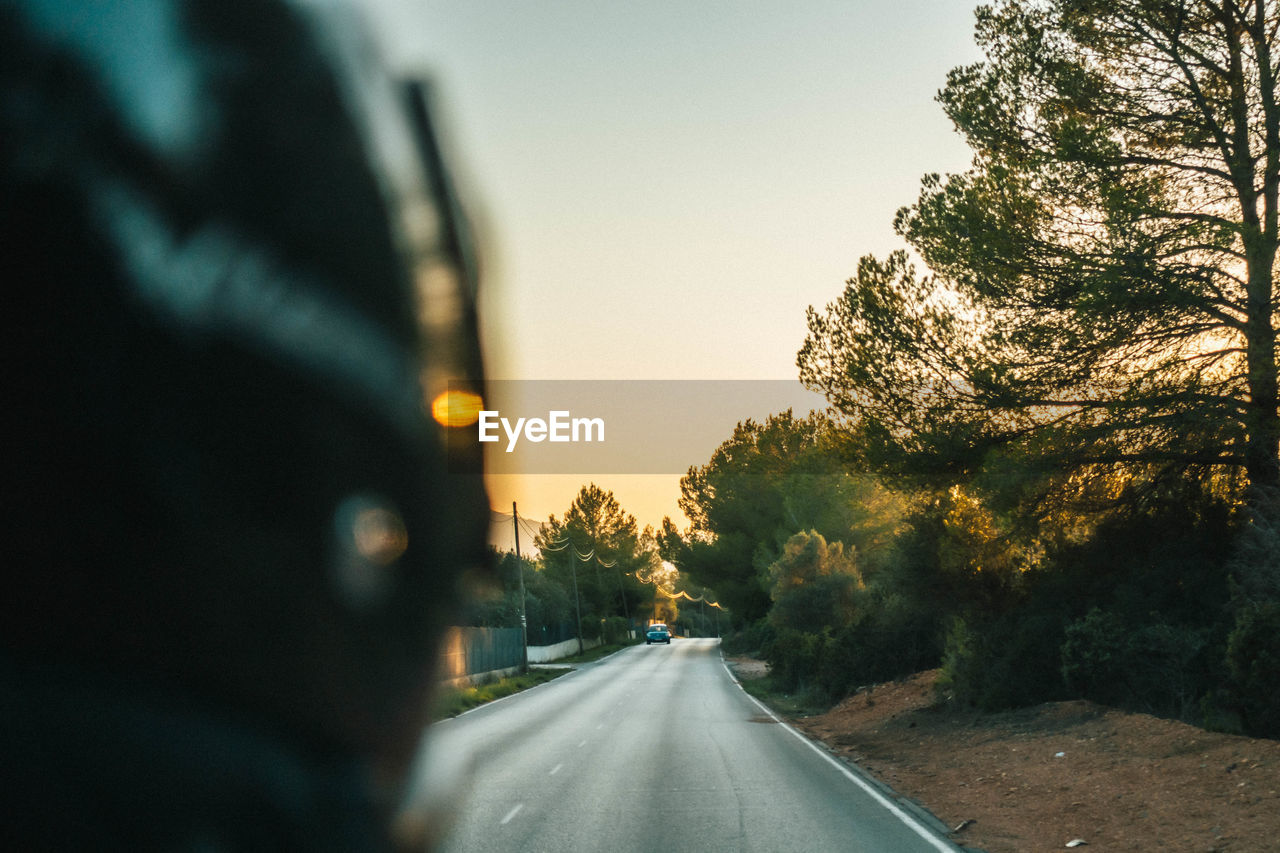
[
  {"left": 517, "top": 516, "right": 543, "bottom": 542},
  {"left": 657, "top": 588, "right": 723, "bottom": 608}
]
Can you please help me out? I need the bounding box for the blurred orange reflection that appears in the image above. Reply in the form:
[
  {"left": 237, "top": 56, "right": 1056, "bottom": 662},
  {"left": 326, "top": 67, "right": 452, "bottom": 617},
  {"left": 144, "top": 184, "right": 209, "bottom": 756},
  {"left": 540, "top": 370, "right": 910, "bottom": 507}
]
[{"left": 430, "top": 390, "right": 484, "bottom": 428}]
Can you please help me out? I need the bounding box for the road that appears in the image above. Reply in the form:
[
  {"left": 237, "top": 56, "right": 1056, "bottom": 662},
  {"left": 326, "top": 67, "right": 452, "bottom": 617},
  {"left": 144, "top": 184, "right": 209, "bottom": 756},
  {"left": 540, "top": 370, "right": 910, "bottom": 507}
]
[{"left": 408, "top": 638, "right": 961, "bottom": 853}]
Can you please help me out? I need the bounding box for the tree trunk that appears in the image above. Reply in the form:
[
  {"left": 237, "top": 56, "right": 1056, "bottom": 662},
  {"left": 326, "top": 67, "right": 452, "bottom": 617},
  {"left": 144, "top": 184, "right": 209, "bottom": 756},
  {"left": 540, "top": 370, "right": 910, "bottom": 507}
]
[{"left": 1244, "top": 243, "right": 1280, "bottom": 491}]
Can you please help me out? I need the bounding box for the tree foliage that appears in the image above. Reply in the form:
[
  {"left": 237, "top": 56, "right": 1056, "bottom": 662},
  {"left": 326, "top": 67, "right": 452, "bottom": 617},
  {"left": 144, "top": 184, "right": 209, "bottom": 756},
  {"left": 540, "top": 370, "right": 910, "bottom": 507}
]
[
  {"left": 459, "top": 549, "right": 532, "bottom": 628},
  {"left": 766, "top": 530, "right": 863, "bottom": 632},
  {"left": 774, "top": 1, "right": 1280, "bottom": 731},
  {"left": 799, "top": 0, "right": 1280, "bottom": 494},
  {"left": 661, "top": 411, "right": 902, "bottom": 622},
  {"left": 534, "top": 484, "right": 651, "bottom": 623}
]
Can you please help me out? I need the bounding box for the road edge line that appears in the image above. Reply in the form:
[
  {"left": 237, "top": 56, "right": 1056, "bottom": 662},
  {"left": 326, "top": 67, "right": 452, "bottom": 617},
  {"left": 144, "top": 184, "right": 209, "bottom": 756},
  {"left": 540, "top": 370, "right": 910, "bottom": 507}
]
[{"left": 720, "top": 657, "right": 961, "bottom": 853}]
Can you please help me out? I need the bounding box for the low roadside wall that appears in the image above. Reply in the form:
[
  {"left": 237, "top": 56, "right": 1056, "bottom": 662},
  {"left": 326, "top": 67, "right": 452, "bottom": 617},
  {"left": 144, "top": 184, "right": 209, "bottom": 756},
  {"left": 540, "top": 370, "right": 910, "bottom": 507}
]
[{"left": 527, "top": 636, "right": 600, "bottom": 664}]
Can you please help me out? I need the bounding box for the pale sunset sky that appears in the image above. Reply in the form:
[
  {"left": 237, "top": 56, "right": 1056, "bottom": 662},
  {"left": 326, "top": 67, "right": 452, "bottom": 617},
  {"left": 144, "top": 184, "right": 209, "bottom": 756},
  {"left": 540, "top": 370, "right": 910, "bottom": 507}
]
[{"left": 365, "top": 1, "right": 982, "bottom": 533}]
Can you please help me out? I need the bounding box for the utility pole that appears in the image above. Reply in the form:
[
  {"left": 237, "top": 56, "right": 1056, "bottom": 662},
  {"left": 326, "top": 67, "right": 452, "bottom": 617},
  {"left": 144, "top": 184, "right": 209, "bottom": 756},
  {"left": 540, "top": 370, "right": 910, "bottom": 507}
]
[
  {"left": 513, "top": 502, "right": 529, "bottom": 671},
  {"left": 615, "top": 567, "right": 631, "bottom": 639},
  {"left": 570, "top": 554, "right": 584, "bottom": 656}
]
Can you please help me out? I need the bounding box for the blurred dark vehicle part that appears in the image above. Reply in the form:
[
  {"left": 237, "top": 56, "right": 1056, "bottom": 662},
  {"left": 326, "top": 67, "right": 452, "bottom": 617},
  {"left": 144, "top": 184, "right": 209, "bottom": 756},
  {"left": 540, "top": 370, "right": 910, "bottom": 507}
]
[{"left": 1, "top": 0, "right": 486, "bottom": 849}]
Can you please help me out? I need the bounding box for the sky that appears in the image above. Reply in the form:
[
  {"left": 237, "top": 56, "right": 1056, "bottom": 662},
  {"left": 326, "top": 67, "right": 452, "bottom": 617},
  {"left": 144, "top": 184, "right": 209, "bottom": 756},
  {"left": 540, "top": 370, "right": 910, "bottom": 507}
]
[{"left": 364, "top": 0, "right": 984, "bottom": 532}]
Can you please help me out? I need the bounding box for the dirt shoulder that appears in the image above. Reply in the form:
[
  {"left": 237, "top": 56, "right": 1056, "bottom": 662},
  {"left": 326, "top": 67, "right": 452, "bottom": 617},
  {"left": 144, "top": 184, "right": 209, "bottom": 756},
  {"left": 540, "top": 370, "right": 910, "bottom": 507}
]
[{"left": 725, "top": 660, "right": 1280, "bottom": 852}]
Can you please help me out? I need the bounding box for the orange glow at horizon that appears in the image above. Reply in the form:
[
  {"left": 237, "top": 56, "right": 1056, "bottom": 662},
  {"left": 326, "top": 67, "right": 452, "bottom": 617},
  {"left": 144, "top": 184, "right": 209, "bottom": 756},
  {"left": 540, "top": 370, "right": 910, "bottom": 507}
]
[{"left": 485, "top": 473, "right": 688, "bottom": 538}]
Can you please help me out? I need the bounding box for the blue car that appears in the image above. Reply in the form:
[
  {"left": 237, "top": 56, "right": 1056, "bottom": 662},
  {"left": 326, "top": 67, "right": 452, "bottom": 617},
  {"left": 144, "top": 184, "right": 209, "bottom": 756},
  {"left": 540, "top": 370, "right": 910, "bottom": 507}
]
[{"left": 646, "top": 623, "right": 671, "bottom": 644}]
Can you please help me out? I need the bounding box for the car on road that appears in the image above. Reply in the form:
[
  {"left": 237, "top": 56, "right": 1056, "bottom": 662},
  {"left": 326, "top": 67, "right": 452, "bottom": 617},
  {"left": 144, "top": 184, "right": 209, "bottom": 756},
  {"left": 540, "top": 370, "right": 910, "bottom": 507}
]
[{"left": 646, "top": 623, "right": 671, "bottom": 644}]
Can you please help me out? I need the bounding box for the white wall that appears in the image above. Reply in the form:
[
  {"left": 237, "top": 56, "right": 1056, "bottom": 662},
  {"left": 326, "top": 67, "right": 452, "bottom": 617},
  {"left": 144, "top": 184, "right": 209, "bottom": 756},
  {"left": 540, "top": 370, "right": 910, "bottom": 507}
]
[{"left": 526, "top": 636, "right": 601, "bottom": 663}]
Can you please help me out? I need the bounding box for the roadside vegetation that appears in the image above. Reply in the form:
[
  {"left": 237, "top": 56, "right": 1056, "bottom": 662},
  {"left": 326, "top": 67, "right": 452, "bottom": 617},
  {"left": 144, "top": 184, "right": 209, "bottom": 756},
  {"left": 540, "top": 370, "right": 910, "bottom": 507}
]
[
  {"left": 432, "top": 669, "right": 570, "bottom": 721},
  {"left": 737, "top": 672, "right": 832, "bottom": 719},
  {"left": 665, "top": 0, "right": 1280, "bottom": 740},
  {"left": 431, "top": 639, "right": 643, "bottom": 721}
]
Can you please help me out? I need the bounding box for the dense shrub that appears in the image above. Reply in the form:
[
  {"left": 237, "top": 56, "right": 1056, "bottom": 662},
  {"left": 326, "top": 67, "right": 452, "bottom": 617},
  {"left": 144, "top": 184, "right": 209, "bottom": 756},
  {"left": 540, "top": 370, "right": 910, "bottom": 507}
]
[
  {"left": 1060, "top": 608, "right": 1127, "bottom": 703},
  {"left": 937, "top": 609, "right": 1068, "bottom": 711},
  {"left": 1062, "top": 609, "right": 1211, "bottom": 719},
  {"left": 810, "top": 596, "right": 941, "bottom": 697},
  {"left": 1123, "top": 622, "right": 1213, "bottom": 719},
  {"left": 850, "top": 591, "right": 941, "bottom": 682},
  {"left": 1219, "top": 489, "right": 1280, "bottom": 736},
  {"left": 1224, "top": 602, "right": 1280, "bottom": 738},
  {"left": 1228, "top": 487, "right": 1280, "bottom": 605},
  {"left": 718, "top": 469, "right": 1248, "bottom": 729},
  {"left": 761, "top": 627, "right": 828, "bottom": 694},
  {"left": 769, "top": 573, "right": 861, "bottom": 634},
  {"left": 602, "top": 615, "right": 631, "bottom": 644},
  {"left": 721, "top": 619, "right": 776, "bottom": 657}
]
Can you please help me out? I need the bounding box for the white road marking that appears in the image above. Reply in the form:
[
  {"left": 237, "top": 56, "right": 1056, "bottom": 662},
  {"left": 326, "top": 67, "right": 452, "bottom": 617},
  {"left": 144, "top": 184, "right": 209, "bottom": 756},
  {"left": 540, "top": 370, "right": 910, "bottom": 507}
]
[
  {"left": 500, "top": 803, "right": 524, "bottom": 825},
  {"left": 549, "top": 763, "right": 563, "bottom": 775},
  {"left": 721, "top": 659, "right": 957, "bottom": 853},
  {"left": 578, "top": 739, "right": 587, "bottom": 747}
]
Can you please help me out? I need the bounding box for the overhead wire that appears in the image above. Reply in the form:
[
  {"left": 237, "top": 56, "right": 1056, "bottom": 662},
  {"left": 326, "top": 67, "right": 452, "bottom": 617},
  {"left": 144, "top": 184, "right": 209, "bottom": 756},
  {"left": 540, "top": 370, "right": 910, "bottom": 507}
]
[
  {"left": 527, "top": 529, "right": 616, "bottom": 566},
  {"left": 657, "top": 588, "right": 723, "bottom": 608},
  {"left": 627, "top": 567, "right": 721, "bottom": 609},
  {"left": 507, "top": 508, "right": 658, "bottom": 583},
  {"left": 517, "top": 516, "right": 543, "bottom": 542}
]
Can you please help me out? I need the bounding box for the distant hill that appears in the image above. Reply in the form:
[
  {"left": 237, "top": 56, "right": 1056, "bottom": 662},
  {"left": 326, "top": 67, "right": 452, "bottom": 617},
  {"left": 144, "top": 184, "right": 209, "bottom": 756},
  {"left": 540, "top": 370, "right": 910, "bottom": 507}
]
[{"left": 489, "top": 509, "right": 544, "bottom": 556}]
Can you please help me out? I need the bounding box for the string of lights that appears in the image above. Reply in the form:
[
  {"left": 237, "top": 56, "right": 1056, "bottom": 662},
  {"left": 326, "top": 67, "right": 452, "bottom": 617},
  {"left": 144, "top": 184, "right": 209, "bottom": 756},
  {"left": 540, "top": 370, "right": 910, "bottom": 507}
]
[
  {"left": 510, "top": 509, "right": 690, "bottom": 589},
  {"left": 535, "top": 535, "right": 617, "bottom": 566},
  {"left": 504, "top": 506, "right": 625, "bottom": 568},
  {"left": 625, "top": 568, "right": 721, "bottom": 609},
  {"left": 657, "top": 588, "right": 723, "bottom": 608}
]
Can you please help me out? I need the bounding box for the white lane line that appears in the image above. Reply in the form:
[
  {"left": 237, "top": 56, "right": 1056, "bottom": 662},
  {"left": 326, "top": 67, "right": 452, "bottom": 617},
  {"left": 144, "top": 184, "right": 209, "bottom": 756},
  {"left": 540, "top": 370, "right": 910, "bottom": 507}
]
[
  {"left": 549, "top": 763, "right": 563, "bottom": 776},
  {"left": 721, "top": 659, "right": 957, "bottom": 853},
  {"left": 577, "top": 739, "right": 587, "bottom": 747},
  {"left": 596, "top": 723, "right": 604, "bottom": 730},
  {"left": 499, "top": 803, "right": 524, "bottom": 825}
]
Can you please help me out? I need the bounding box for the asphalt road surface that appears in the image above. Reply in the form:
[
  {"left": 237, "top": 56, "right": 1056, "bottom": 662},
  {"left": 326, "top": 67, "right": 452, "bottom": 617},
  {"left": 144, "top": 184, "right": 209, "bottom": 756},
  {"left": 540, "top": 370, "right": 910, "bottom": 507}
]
[{"left": 413, "top": 638, "right": 961, "bottom": 853}]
